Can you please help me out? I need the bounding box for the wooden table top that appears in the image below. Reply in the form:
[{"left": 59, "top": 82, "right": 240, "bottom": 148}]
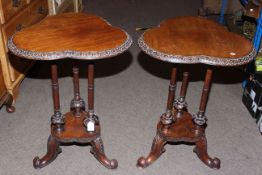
[
  {"left": 8, "top": 13, "right": 132, "bottom": 60},
  {"left": 139, "top": 16, "right": 256, "bottom": 66}
]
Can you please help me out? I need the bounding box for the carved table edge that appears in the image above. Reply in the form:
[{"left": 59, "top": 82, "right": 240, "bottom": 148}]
[
  {"left": 138, "top": 34, "right": 256, "bottom": 67},
  {"left": 7, "top": 32, "right": 133, "bottom": 60}
]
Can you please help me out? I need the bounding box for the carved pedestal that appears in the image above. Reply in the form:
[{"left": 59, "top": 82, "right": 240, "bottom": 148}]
[
  {"left": 136, "top": 16, "right": 254, "bottom": 170},
  {"left": 8, "top": 13, "right": 132, "bottom": 169},
  {"left": 33, "top": 64, "right": 117, "bottom": 169},
  {"left": 137, "top": 67, "right": 220, "bottom": 169}
]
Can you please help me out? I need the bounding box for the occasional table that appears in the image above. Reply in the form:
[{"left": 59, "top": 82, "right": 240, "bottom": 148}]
[
  {"left": 136, "top": 16, "right": 255, "bottom": 169},
  {"left": 8, "top": 13, "right": 132, "bottom": 169}
]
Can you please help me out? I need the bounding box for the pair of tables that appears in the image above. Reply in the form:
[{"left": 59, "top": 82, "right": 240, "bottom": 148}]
[{"left": 8, "top": 13, "right": 255, "bottom": 169}]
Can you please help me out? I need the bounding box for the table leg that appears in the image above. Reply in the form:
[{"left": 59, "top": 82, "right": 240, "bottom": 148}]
[
  {"left": 85, "top": 62, "right": 118, "bottom": 169},
  {"left": 90, "top": 137, "right": 118, "bottom": 169},
  {"left": 193, "top": 68, "right": 220, "bottom": 169},
  {"left": 138, "top": 66, "right": 178, "bottom": 168},
  {"left": 83, "top": 63, "right": 99, "bottom": 126},
  {"left": 50, "top": 64, "right": 64, "bottom": 132},
  {"left": 33, "top": 136, "right": 61, "bottom": 169},
  {"left": 160, "top": 65, "right": 177, "bottom": 125},
  {"left": 70, "top": 66, "right": 85, "bottom": 116},
  {"left": 137, "top": 134, "right": 166, "bottom": 168},
  {"left": 174, "top": 72, "right": 189, "bottom": 117}
]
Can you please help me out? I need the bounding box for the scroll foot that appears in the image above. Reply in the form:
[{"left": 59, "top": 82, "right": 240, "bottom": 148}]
[
  {"left": 90, "top": 137, "right": 118, "bottom": 169},
  {"left": 194, "top": 136, "right": 220, "bottom": 169},
  {"left": 33, "top": 136, "right": 61, "bottom": 169},
  {"left": 137, "top": 134, "right": 166, "bottom": 168}
]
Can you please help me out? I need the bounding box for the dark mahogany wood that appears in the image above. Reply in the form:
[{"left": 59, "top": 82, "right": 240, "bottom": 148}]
[
  {"left": 88, "top": 63, "right": 94, "bottom": 113},
  {"left": 90, "top": 137, "right": 118, "bottom": 169},
  {"left": 174, "top": 72, "right": 190, "bottom": 116},
  {"left": 137, "top": 67, "right": 220, "bottom": 169},
  {"left": 160, "top": 65, "right": 177, "bottom": 125},
  {"left": 179, "top": 72, "right": 189, "bottom": 99},
  {"left": 199, "top": 69, "right": 213, "bottom": 113},
  {"left": 137, "top": 111, "right": 220, "bottom": 169},
  {"left": 166, "top": 65, "right": 177, "bottom": 111},
  {"left": 51, "top": 111, "right": 99, "bottom": 143},
  {"left": 11, "top": 13, "right": 129, "bottom": 54},
  {"left": 33, "top": 136, "right": 61, "bottom": 169},
  {"left": 33, "top": 63, "right": 118, "bottom": 169},
  {"left": 136, "top": 16, "right": 255, "bottom": 170},
  {"left": 9, "top": 12, "right": 130, "bottom": 170},
  {"left": 71, "top": 66, "right": 85, "bottom": 116},
  {"left": 51, "top": 64, "right": 60, "bottom": 114},
  {"left": 50, "top": 64, "right": 64, "bottom": 132}
]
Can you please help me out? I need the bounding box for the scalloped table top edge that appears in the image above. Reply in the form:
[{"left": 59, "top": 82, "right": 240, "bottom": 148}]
[
  {"left": 138, "top": 16, "right": 256, "bottom": 67},
  {"left": 8, "top": 13, "right": 133, "bottom": 60}
]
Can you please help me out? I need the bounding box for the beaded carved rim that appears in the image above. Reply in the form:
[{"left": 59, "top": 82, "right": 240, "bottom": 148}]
[
  {"left": 138, "top": 34, "right": 256, "bottom": 66},
  {"left": 8, "top": 31, "right": 132, "bottom": 60}
]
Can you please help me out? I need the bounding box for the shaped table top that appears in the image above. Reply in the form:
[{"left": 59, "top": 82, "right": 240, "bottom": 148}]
[
  {"left": 138, "top": 16, "right": 256, "bottom": 66},
  {"left": 8, "top": 13, "right": 132, "bottom": 60}
]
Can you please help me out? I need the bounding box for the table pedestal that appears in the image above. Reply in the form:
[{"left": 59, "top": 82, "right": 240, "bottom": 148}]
[
  {"left": 137, "top": 66, "right": 220, "bottom": 169},
  {"left": 33, "top": 63, "right": 117, "bottom": 169}
]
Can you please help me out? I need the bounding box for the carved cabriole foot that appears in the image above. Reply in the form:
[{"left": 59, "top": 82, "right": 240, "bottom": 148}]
[
  {"left": 33, "top": 136, "right": 61, "bottom": 169},
  {"left": 90, "top": 137, "right": 118, "bottom": 169},
  {"left": 194, "top": 126, "right": 220, "bottom": 169},
  {"left": 137, "top": 134, "right": 166, "bottom": 168},
  {"left": 137, "top": 111, "right": 220, "bottom": 169}
]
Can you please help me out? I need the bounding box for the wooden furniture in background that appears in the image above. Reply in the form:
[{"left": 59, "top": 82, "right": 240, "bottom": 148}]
[
  {"left": 136, "top": 16, "right": 255, "bottom": 169},
  {"left": 0, "top": 0, "right": 82, "bottom": 111},
  {"left": 48, "top": 0, "right": 83, "bottom": 15},
  {"left": 0, "top": 63, "right": 14, "bottom": 112},
  {"left": 8, "top": 13, "right": 132, "bottom": 169},
  {"left": 0, "top": 0, "right": 48, "bottom": 111}
]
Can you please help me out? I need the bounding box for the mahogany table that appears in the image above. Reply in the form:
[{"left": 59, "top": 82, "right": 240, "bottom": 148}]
[
  {"left": 136, "top": 16, "right": 256, "bottom": 169},
  {"left": 8, "top": 13, "right": 132, "bottom": 169}
]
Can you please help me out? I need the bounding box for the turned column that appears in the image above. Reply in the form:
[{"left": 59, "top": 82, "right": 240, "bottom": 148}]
[
  {"left": 193, "top": 68, "right": 213, "bottom": 126},
  {"left": 84, "top": 62, "right": 98, "bottom": 131},
  {"left": 161, "top": 65, "right": 177, "bottom": 125},
  {"left": 50, "top": 63, "right": 64, "bottom": 131},
  {"left": 71, "top": 66, "right": 85, "bottom": 116},
  {"left": 88, "top": 63, "right": 95, "bottom": 115},
  {"left": 174, "top": 72, "right": 189, "bottom": 117}
]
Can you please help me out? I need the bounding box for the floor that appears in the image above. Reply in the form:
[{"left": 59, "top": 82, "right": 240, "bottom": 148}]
[{"left": 0, "top": 0, "right": 262, "bottom": 175}]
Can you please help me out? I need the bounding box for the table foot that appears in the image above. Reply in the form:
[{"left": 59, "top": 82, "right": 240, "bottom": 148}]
[
  {"left": 194, "top": 135, "right": 220, "bottom": 169},
  {"left": 138, "top": 112, "right": 220, "bottom": 169},
  {"left": 137, "top": 134, "right": 166, "bottom": 168},
  {"left": 90, "top": 137, "right": 118, "bottom": 169},
  {"left": 33, "top": 136, "right": 61, "bottom": 169}
]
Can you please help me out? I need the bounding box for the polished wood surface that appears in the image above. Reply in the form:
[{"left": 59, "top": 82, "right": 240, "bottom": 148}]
[
  {"left": 12, "top": 12, "right": 128, "bottom": 53},
  {"left": 137, "top": 69, "right": 220, "bottom": 169},
  {"left": 33, "top": 63, "right": 118, "bottom": 169},
  {"left": 137, "top": 111, "right": 220, "bottom": 169},
  {"left": 51, "top": 112, "right": 99, "bottom": 142},
  {"left": 143, "top": 16, "right": 253, "bottom": 59}
]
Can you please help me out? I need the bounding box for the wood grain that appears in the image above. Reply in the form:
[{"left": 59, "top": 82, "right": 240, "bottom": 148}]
[
  {"left": 0, "top": 0, "right": 28, "bottom": 24},
  {"left": 51, "top": 111, "right": 99, "bottom": 143},
  {"left": 0, "top": 63, "right": 7, "bottom": 99},
  {"left": 12, "top": 13, "right": 128, "bottom": 53},
  {"left": 143, "top": 16, "right": 253, "bottom": 59}
]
